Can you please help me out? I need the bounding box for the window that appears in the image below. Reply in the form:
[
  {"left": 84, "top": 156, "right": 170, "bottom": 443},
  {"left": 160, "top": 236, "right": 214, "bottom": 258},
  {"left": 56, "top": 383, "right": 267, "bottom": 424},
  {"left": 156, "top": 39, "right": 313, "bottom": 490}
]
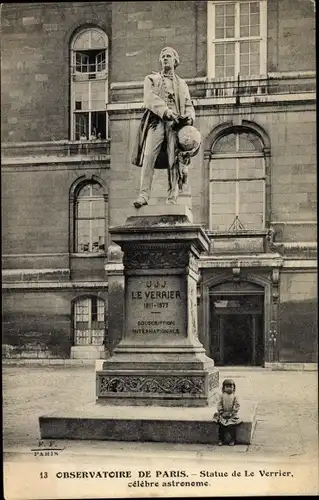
[
  {"left": 73, "top": 296, "right": 106, "bottom": 345},
  {"left": 71, "top": 28, "right": 108, "bottom": 140},
  {"left": 209, "top": 129, "right": 265, "bottom": 230},
  {"left": 75, "top": 182, "right": 106, "bottom": 253},
  {"left": 208, "top": 1, "right": 267, "bottom": 78}
]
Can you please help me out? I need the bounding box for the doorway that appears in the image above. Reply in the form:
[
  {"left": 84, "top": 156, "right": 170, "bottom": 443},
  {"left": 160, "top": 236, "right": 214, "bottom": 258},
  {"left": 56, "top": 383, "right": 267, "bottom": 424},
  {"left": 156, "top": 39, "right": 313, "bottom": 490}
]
[{"left": 209, "top": 293, "right": 264, "bottom": 366}]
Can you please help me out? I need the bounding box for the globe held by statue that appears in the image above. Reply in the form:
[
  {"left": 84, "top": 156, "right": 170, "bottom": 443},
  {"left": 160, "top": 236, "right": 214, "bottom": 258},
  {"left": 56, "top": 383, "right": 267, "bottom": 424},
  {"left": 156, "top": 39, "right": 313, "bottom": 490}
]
[{"left": 177, "top": 125, "right": 201, "bottom": 155}]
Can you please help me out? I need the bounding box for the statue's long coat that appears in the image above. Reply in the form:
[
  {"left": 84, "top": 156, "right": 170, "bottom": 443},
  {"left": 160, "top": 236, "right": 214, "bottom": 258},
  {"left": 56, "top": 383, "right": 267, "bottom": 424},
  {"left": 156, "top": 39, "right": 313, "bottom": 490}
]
[{"left": 131, "top": 72, "right": 195, "bottom": 169}]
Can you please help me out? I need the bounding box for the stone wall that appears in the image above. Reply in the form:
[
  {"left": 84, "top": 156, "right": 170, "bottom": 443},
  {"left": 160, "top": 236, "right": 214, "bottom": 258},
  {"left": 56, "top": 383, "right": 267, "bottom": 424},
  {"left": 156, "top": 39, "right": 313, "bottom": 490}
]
[
  {"left": 279, "top": 272, "right": 317, "bottom": 362},
  {"left": 2, "top": 164, "right": 109, "bottom": 270},
  {"left": 1, "top": 1, "right": 315, "bottom": 142},
  {"left": 109, "top": 105, "right": 316, "bottom": 237},
  {"left": 1, "top": 1, "right": 316, "bottom": 363},
  {"left": 2, "top": 289, "right": 109, "bottom": 358},
  {"left": 111, "top": 1, "right": 202, "bottom": 81},
  {"left": 195, "top": 106, "right": 316, "bottom": 230},
  {"left": 111, "top": 0, "right": 316, "bottom": 81},
  {"left": 268, "top": 0, "right": 316, "bottom": 73},
  {"left": 2, "top": 167, "right": 70, "bottom": 256},
  {"left": 2, "top": 291, "right": 72, "bottom": 358},
  {"left": 1, "top": 2, "right": 112, "bottom": 142},
  {"left": 269, "top": 110, "right": 316, "bottom": 223}
]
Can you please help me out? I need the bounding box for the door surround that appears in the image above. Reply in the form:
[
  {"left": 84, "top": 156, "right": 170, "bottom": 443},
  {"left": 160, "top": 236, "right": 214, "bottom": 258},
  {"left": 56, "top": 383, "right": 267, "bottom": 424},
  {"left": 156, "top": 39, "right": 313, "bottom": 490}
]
[{"left": 200, "top": 272, "right": 278, "bottom": 365}]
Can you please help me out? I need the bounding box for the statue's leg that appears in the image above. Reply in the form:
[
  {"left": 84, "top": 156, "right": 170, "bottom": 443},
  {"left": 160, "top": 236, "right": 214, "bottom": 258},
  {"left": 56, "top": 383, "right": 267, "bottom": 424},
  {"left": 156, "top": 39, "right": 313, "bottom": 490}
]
[
  {"left": 134, "top": 122, "right": 164, "bottom": 208},
  {"left": 166, "top": 124, "right": 179, "bottom": 204}
]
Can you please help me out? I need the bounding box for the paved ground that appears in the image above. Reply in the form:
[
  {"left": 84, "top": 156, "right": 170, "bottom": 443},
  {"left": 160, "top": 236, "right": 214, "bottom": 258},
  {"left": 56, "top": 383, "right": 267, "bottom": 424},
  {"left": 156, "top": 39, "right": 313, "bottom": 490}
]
[
  {"left": 3, "top": 365, "right": 318, "bottom": 459},
  {"left": 3, "top": 366, "right": 318, "bottom": 498}
]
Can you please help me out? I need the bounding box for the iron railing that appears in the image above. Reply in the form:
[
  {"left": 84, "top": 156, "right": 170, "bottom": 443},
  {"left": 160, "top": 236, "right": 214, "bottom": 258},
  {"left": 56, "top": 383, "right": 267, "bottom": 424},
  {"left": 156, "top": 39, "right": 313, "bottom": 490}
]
[
  {"left": 195, "top": 75, "right": 316, "bottom": 100},
  {"left": 110, "top": 74, "right": 316, "bottom": 103}
]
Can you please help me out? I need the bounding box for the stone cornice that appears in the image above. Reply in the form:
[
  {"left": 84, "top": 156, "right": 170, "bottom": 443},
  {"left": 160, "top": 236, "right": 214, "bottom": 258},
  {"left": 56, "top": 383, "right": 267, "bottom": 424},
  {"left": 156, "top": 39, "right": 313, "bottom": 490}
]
[
  {"left": 199, "top": 253, "right": 317, "bottom": 269},
  {"left": 2, "top": 268, "right": 69, "bottom": 276},
  {"left": 108, "top": 73, "right": 316, "bottom": 114},
  {"left": 199, "top": 254, "right": 284, "bottom": 269},
  {"left": 2, "top": 156, "right": 111, "bottom": 168},
  {"left": 271, "top": 221, "right": 316, "bottom": 225},
  {"left": 281, "top": 260, "right": 317, "bottom": 269},
  {"left": 110, "top": 71, "right": 316, "bottom": 90},
  {"left": 207, "top": 230, "right": 268, "bottom": 238},
  {"left": 106, "top": 99, "right": 316, "bottom": 118},
  {"left": 1, "top": 140, "right": 110, "bottom": 166},
  {"left": 2, "top": 281, "right": 109, "bottom": 290},
  {"left": 272, "top": 242, "right": 317, "bottom": 259}
]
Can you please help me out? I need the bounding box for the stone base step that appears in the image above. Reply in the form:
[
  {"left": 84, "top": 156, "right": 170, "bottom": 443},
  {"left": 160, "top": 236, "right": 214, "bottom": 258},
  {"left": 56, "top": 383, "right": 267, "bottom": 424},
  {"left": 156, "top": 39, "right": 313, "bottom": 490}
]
[
  {"left": 71, "top": 346, "right": 106, "bottom": 359},
  {"left": 39, "top": 401, "right": 257, "bottom": 445}
]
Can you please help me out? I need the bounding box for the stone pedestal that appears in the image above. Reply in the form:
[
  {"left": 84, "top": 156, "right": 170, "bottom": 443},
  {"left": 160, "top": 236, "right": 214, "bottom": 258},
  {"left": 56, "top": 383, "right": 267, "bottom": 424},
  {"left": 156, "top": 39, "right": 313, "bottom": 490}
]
[
  {"left": 105, "top": 243, "right": 124, "bottom": 354},
  {"left": 39, "top": 205, "right": 258, "bottom": 444},
  {"left": 96, "top": 206, "right": 219, "bottom": 406}
]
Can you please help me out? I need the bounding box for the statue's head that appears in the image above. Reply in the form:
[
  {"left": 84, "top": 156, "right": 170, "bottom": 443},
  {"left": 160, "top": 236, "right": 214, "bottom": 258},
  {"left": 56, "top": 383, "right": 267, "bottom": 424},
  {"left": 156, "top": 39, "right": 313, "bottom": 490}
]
[{"left": 159, "top": 47, "right": 180, "bottom": 70}]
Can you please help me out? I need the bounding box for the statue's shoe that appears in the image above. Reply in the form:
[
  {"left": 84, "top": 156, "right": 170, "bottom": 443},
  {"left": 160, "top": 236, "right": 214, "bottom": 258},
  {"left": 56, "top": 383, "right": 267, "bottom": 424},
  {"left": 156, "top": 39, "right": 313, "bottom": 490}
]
[{"left": 133, "top": 197, "right": 148, "bottom": 208}]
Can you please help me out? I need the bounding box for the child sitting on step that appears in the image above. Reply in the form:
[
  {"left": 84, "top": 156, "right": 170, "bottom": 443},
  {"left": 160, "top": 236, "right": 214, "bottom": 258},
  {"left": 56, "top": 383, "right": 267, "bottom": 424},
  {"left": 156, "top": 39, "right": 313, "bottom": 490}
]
[{"left": 213, "top": 378, "right": 242, "bottom": 446}]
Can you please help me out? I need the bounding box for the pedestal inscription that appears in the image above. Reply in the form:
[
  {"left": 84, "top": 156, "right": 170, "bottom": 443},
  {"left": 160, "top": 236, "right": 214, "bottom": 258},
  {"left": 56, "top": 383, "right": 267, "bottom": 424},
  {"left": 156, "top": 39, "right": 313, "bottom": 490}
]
[{"left": 126, "top": 276, "right": 186, "bottom": 342}]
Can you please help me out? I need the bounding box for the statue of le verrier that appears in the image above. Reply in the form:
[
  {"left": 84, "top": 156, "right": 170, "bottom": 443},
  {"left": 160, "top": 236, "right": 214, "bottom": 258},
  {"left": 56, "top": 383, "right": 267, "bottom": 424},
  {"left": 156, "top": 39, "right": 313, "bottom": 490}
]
[{"left": 131, "top": 47, "right": 201, "bottom": 208}]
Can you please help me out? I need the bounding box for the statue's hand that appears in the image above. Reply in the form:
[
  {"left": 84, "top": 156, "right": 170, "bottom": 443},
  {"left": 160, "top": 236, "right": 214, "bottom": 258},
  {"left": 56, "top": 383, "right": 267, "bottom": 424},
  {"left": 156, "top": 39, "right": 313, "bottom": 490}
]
[
  {"left": 179, "top": 114, "right": 193, "bottom": 126},
  {"left": 179, "top": 145, "right": 199, "bottom": 161},
  {"left": 164, "top": 109, "right": 179, "bottom": 122},
  {"left": 179, "top": 151, "right": 191, "bottom": 165}
]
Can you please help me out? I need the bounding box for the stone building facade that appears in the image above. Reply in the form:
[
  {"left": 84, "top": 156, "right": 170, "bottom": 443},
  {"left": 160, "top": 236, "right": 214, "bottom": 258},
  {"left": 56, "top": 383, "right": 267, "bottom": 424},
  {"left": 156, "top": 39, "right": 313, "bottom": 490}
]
[{"left": 1, "top": 1, "right": 316, "bottom": 366}]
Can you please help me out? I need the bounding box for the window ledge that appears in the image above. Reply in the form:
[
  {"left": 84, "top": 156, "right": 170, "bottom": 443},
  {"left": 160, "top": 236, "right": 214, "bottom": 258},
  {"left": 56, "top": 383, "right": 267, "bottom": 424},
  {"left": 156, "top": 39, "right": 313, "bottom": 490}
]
[
  {"left": 2, "top": 139, "right": 110, "bottom": 148},
  {"left": 206, "top": 230, "right": 268, "bottom": 238},
  {"left": 71, "top": 253, "right": 106, "bottom": 258},
  {"left": 2, "top": 140, "right": 110, "bottom": 164}
]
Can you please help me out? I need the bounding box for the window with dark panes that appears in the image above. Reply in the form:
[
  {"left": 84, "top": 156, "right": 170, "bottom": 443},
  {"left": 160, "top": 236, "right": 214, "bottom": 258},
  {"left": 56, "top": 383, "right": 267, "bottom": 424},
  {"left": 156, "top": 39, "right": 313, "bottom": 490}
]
[
  {"left": 74, "top": 296, "right": 106, "bottom": 345},
  {"left": 71, "top": 28, "right": 108, "bottom": 139},
  {"left": 75, "top": 183, "right": 105, "bottom": 253}
]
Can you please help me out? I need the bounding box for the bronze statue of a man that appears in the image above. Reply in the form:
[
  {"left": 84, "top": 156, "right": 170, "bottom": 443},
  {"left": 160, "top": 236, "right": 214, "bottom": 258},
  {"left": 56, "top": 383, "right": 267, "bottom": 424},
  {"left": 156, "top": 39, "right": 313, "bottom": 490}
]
[{"left": 131, "top": 47, "right": 197, "bottom": 208}]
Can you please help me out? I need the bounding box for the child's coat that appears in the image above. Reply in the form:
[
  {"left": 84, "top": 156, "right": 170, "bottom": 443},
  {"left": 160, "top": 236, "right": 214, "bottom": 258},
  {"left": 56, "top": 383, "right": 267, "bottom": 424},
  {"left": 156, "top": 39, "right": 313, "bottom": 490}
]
[{"left": 213, "top": 393, "right": 242, "bottom": 426}]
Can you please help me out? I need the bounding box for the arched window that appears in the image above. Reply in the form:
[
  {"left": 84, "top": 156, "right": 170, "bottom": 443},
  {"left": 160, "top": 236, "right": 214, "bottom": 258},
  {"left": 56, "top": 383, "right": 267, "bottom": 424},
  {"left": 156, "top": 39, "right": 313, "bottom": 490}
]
[
  {"left": 209, "top": 129, "right": 265, "bottom": 230},
  {"left": 70, "top": 27, "right": 108, "bottom": 140},
  {"left": 73, "top": 296, "right": 106, "bottom": 346},
  {"left": 75, "top": 181, "right": 106, "bottom": 253}
]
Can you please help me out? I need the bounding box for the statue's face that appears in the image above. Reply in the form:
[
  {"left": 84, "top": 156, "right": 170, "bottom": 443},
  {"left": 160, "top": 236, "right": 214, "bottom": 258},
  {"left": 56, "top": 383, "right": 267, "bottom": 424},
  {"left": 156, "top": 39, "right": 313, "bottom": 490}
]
[{"left": 160, "top": 49, "right": 175, "bottom": 71}]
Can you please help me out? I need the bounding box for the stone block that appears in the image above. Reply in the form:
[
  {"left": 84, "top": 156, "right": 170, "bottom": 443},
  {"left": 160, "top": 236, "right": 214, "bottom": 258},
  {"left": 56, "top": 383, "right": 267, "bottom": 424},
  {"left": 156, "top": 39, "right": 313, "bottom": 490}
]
[
  {"left": 303, "top": 363, "right": 318, "bottom": 371},
  {"left": 130, "top": 204, "right": 193, "bottom": 223},
  {"left": 212, "top": 237, "right": 264, "bottom": 254},
  {"left": 35, "top": 74, "right": 48, "bottom": 82},
  {"left": 39, "top": 401, "right": 257, "bottom": 444},
  {"left": 22, "top": 16, "right": 39, "bottom": 26},
  {"left": 71, "top": 346, "right": 106, "bottom": 360},
  {"left": 137, "top": 20, "right": 153, "bottom": 30},
  {"left": 152, "top": 27, "right": 176, "bottom": 37}
]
